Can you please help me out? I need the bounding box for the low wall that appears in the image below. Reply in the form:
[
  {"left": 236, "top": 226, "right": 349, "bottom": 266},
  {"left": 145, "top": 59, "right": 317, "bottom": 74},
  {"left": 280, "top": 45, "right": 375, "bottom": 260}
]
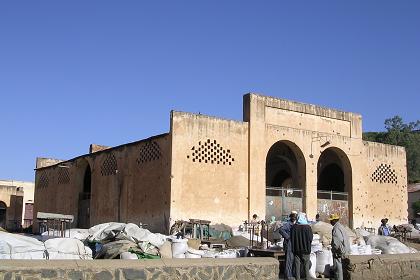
[
  {"left": 344, "top": 253, "right": 420, "bottom": 280},
  {"left": 0, "top": 258, "right": 279, "bottom": 280}
]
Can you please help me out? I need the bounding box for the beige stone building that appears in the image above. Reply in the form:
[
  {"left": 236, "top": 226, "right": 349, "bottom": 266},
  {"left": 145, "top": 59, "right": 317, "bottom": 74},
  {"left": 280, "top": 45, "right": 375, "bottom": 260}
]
[
  {"left": 33, "top": 94, "right": 408, "bottom": 233},
  {"left": 0, "top": 179, "right": 35, "bottom": 230}
]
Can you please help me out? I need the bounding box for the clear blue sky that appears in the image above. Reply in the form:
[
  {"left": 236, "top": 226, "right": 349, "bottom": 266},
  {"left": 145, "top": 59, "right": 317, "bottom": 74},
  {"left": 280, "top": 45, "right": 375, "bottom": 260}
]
[{"left": 1, "top": 1, "right": 419, "bottom": 182}]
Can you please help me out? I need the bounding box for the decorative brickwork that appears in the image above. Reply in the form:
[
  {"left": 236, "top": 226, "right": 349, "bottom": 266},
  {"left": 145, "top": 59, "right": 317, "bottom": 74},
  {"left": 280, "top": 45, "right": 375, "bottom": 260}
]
[
  {"left": 38, "top": 172, "right": 49, "bottom": 188},
  {"left": 371, "top": 164, "right": 398, "bottom": 184},
  {"left": 137, "top": 141, "right": 161, "bottom": 164},
  {"left": 188, "top": 139, "right": 235, "bottom": 165},
  {"left": 58, "top": 168, "right": 70, "bottom": 185},
  {"left": 101, "top": 154, "right": 118, "bottom": 176}
]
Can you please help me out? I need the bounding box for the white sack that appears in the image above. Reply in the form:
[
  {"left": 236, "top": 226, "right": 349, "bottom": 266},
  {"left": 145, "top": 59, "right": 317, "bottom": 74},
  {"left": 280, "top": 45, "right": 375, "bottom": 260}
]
[
  {"left": 120, "top": 252, "right": 138, "bottom": 259},
  {"left": 45, "top": 238, "right": 92, "bottom": 260},
  {"left": 171, "top": 238, "right": 188, "bottom": 256},
  {"left": 316, "top": 249, "right": 333, "bottom": 277},
  {"left": 309, "top": 252, "right": 317, "bottom": 279},
  {"left": 0, "top": 232, "right": 46, "bottom": 259}
]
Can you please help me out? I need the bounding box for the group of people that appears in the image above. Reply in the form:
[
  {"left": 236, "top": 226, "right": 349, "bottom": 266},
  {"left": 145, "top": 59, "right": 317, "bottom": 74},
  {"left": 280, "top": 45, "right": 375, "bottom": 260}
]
[{"left": 279, "top": 212, "right": 350, "bottom": 280}]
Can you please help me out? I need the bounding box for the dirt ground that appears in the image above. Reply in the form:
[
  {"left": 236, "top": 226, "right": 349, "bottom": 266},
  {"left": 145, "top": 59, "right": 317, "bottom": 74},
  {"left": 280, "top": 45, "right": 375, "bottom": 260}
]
[{"left": 405, "top": 238, "right": 420, "bottom": 251}]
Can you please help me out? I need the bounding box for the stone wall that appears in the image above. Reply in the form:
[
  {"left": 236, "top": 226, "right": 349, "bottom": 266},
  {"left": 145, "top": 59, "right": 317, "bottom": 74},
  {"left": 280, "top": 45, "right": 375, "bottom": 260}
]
[
  {"left": 359, "top": 141, "right": 408, "bottom": 228},
  {"left": 170, "top": 111, "right": 249, "bottom": 226},
  {"left": 33, "top": 133, "right": 171, "bottom": 233},
  {"left": 0, "top": 258, "right": 279, "bottom": 280},
  {"left": 344, "top": 253, "right": 420, "bottom": 280}
]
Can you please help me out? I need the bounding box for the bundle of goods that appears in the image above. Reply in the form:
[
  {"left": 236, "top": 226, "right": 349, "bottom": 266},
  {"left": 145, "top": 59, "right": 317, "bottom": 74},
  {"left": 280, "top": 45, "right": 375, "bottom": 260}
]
[
  {"left": 311, "top": 234, "right": 322, "bottom": 253},
  {"left": 349, "top": 244, "right": 372, "bottom": 255},
  {"left": 366, "top": 235, "right": 411, "bottom": 254}
]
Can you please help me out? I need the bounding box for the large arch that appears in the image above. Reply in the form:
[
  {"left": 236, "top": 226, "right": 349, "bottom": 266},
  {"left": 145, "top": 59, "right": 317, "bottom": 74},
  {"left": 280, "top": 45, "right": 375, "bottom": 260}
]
[
  {"left": 77, "top": 159, "right": 91, "bottom": 228},
  {"left": 317, "top": 147, "right": 352, "bottom": 227},
  {"left": 0, "top": 201, "right": 6, "bottom": 229},
  {"left": 265, "top": 140, "right": 306, "bottom": 221}
]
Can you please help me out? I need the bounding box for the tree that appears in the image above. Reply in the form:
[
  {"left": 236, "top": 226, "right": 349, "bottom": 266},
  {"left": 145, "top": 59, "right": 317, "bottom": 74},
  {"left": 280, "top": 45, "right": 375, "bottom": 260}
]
[{"left": 363, "top": 116, "right": 420, "bottom": 183}]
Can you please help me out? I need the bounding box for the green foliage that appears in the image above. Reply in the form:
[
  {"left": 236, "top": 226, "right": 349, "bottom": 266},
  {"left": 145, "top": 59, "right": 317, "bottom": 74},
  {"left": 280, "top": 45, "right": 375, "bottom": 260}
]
[
  {"left": 412, "top": 201, "right": 420, "bottom": 216},
  {"left": 363, "top": 116, "right": 420, "bottom": 183}
]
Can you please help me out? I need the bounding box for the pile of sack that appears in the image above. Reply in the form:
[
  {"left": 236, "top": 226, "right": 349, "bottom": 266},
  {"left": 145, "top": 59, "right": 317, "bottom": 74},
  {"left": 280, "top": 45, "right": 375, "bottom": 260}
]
[
  {"left": 0, "top": 231, "right": 92, "bottom": 260},
  {"left": 88, "top": 222, "right": 241, "bottom": 260}
]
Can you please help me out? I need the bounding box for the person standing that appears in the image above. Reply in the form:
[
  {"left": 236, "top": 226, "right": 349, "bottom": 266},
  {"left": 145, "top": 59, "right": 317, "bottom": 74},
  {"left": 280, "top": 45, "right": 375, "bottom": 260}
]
[
  {"left": 329, "top": 214, "right": 350, "bottom": 280},
  {"left": 279, "top": 212, "right": 297, "bottom": 280},
  {"left": 290, "top": 212, "right": 313, "bottom": 280},
  {"left": 378, "top": 218, "right": 391, "bottom": 236}
]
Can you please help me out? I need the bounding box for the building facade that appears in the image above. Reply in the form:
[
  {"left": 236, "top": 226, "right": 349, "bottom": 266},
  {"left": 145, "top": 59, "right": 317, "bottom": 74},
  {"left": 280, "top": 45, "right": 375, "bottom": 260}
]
[
  {"left": 33, "top": 94, "right": 408, "bottom": 233},
  {"left": 0, "top": 179, "right": 35, "bottom": 230}
]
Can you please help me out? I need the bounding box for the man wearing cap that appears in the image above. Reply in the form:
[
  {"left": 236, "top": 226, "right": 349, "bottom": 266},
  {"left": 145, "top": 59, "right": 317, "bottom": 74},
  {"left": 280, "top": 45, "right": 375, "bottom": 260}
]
[
  {"left": 378, "top": 218, "right": 391, "bottom": 236},
  {"left": 279, "top": 212, "right": 297, "bottom": 280},
  {"left": 329, "top": 214, "right": 350, "bottom": 280}
]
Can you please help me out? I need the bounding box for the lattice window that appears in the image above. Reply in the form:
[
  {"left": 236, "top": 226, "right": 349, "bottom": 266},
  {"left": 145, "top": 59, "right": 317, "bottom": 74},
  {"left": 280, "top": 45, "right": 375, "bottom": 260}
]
[
  {"left": 101, "top": 154, "right": 118, "bottom": 176},
  {"left": 187, "top": 139, "right": 235, "bottom": 165},
  {"left": 370, "top": 164, "right": 398, "bottom": 184},
  {"left": 38, "top": 172, "right": 49, "bottom": 189},
  {"left": 58, "top": 168, "right": 70, "bottom": 185},
  {"left": 137, "top": 141, "right": 161, "bottom": 165}
]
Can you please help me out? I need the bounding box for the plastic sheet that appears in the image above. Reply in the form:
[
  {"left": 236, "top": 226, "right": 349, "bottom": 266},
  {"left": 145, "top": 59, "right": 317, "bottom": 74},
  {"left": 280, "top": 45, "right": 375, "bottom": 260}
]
[
  {"left": 185, "top": 252, "right": 202, "bottom": 258},
  {"left": 366, "top": 235, "right": 411, "bottom": 254},
  {"left": 88, "top": 223, "right": 126, "bottom": 243}
]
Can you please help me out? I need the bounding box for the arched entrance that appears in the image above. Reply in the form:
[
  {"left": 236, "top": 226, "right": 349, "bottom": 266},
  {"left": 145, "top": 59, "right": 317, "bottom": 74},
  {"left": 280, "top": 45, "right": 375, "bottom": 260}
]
[
  {"left": 266, "top": 141, "right": 306, "bottom": 221},
  {"left": 0, "top": 201, "right": 6, "bottom": 229},
  {"left": 317, "top": 147, "right": 352, "bottom": 226},
  {"left": 78, "top": 161, "right": 91, "bottom": 228}
]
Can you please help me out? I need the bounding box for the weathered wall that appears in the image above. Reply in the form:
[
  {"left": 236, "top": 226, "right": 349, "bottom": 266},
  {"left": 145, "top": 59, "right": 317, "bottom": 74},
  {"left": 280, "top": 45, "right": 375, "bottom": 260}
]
[
  {"left": 243, "top": 93, "right": 406, "bottom": 228},
  {"left": 245, "top": 94, "right": 362, "bottom": 226},
  {"left": 0, "top": 180, "right": 34, "bottom": 228},
  {"left": 33, "top": 159, "right": 84, "bottom": 232},
  {"left": 358, "top": 141, "right": 408, "bottom": 228},
  {"left": 0, "top": 184, "right": 24, "bottom": 230},
  {"left": 344, "top": 253, "right": 420, "bottom": 280},
  {"left": 88, "top": 135, "right": 171, "bottom": 233},
  {"left": 32, "top": 93, "right": 408, "bottom": 232},
  {"left": 170, "top": 111, "right": 249, "bottom": 226},
  {"left": 0, "top": 258, "right": 279, "bottom": 280},
  {"left": 34, "top": 134, "right": 171, "bottom": 233}
]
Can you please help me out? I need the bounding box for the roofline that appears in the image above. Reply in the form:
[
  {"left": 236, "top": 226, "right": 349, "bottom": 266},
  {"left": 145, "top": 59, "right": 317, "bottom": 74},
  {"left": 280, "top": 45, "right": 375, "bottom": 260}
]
[
  {"left": 35, "top": 132, "right": 170, "bottom": 171},
  {"left": 171, "top": 110, "right": 245, "bottom": 124},
  {"left": 362, "top": 140, "right": 406, "bottom": 151},
  {"left": 246, "top": 92, "right": 363, "bottom": 119}
]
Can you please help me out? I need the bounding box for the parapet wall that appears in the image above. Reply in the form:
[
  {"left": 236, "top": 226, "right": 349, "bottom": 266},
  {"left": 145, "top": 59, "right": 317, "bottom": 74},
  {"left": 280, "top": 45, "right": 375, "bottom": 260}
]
[
  {"left": 344, "top": 253, "right": 420, "bottom": 280},
  {"left": 0, "top": 258, "right": 279, "bottom": 280}
]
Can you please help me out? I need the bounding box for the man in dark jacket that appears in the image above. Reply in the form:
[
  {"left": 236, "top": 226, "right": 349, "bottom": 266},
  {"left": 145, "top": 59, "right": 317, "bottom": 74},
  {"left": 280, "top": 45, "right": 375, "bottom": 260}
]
[
  {"left": 291, "top": 213, "right": 313, "bottom": 280},
  {"left": 279, "top": 212, "right": 297, "bottom": 280}
]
